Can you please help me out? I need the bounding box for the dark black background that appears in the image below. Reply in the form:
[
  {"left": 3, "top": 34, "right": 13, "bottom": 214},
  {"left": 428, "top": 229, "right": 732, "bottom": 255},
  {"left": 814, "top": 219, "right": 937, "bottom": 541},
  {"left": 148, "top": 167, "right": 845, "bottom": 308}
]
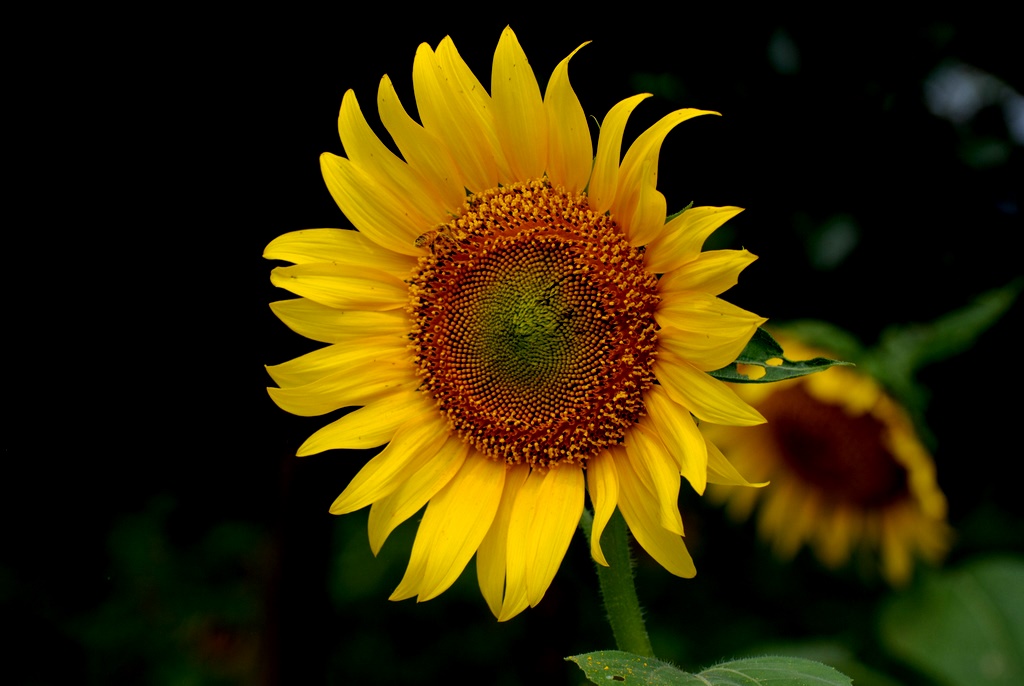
[{"left": 11, "top": 8, "right": 1021, "bottom": 684}]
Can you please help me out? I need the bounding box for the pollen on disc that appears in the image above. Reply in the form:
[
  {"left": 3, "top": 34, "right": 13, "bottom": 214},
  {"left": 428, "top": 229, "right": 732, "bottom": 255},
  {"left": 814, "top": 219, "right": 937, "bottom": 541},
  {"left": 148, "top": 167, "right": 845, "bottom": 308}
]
[{"left": 408, "top": 179, "right": 660, "bottom": 468}]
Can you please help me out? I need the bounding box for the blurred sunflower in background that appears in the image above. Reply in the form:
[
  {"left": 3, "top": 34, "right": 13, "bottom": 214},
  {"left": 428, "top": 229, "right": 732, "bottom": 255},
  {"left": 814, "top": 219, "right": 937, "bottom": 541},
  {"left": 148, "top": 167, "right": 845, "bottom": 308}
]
[
  {"left": 706, "top": 333, "right": 952, "bottom": 586},
  {"left": 265, "top": 26, "right": 768, "bottom": 620}
]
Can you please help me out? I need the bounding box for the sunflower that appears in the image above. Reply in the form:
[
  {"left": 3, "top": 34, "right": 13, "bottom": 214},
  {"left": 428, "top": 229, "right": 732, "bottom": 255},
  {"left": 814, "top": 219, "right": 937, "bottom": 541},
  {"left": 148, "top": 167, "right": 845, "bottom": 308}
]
[
  {"left": 265, "top": 26, "right": 766, "bottom": 620},
  {"left": 706, "top": 334, "right": 951, "bottom": 586}
]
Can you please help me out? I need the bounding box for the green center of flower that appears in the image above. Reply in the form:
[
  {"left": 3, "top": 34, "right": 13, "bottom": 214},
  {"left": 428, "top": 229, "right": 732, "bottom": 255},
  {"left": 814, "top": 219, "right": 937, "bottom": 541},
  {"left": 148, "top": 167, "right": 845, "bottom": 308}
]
[
  {"left": 408, "top": 179, "right": 660, "bottom": 467},
  {"left": 761, "top": 385, "right": 909, "bottom": 507}
]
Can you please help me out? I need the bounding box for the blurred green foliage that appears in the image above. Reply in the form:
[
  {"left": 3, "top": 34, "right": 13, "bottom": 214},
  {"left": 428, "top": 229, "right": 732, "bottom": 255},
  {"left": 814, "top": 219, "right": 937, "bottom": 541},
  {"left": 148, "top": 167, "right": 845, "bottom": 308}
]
[
  {"left": 70, "top": 498, "right": 267, "bottom": 684},
  {"left": 880, "top": 557, "right": 1024, "bottom": 686}
]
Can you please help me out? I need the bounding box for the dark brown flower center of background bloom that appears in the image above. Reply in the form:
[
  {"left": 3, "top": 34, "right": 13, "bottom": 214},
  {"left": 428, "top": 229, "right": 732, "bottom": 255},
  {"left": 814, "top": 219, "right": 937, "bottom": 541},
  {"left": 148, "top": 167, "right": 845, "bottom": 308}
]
[
  {"left": 408, "top": 179, "right": 660, "bottom": 468},
  {"left": 760, "top": 384, "right": 909, "bottom": 507}
]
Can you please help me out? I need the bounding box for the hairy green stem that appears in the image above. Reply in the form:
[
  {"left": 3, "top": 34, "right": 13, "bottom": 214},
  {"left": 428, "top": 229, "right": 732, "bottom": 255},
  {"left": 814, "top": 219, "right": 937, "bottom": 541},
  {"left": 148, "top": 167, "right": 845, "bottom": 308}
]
[{"left": 579, "top": 508, "right": 654, "bottom": 657}]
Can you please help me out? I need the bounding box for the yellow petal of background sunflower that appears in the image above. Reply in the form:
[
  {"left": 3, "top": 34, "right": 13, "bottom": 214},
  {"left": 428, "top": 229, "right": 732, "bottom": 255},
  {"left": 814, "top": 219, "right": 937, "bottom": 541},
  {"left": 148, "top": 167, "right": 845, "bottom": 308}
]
[
  {"left": 586, "top": 449, "right": 619, "bottom": 566},
  {"left": 337, "top": 89, "right": 449, "bottom": 226},
  {"left": 788, "top": 489, "right": 823, "bottom": 559},
  {"left": 588, "top": 93, "right": 650, "bottom": 214},
  {"left": 654, "top": 352, "right": 766, "bottom": 426},
  {"left": 476, "top": 464, "right": 530, "bottom": 618},
  {"left": 658, "top": 249, "right": 758, "bottom": 296},
  {"left": 492, "top": 26, "right": 547, "bottom": 181},
  {"left": 329, "top": 412, "right": 450, "bottom": 515},
  {"left": 367, "top": 436, "right": 469, "bottom": 555},
  {"left": 758, "top": 480, "right": 808, "bottom": 558},
  {"left": 415, "top": 456, "right": 507, "bottom": 601},
  {"left": 644, "top": 206, "right": 745, "bottom": 274},
  {"left": 377, "top": 75, "right": 467, "bottom": 213},
  {"left": 623, "top": 424, "right": 684, "bottom": 535},
  {"left": 269, "top": 263, "right": 408, "bottom": 311},
  {"left": 644, "top": 385, "right": 708, "bottom": 495},
  {"left": 263, "top": 228, "right": 416, "bottom": 276},
  {"left": 269, "top": 300, "right": 408, "bottom": 345},
  {"left": 296, "top": 386, "right": 431, "bottom": 455},
  {"left": 616, "top": 455, "right": 696, "bottom": 578},
  {"left": 543, "top": 42, "right": 592, "bottom": 194},
  {"left": 814, "top": 507, "right": 855, "bottom": 568},
  {"left": 319, "top": 154, "right": 423, "bottom": 256}
]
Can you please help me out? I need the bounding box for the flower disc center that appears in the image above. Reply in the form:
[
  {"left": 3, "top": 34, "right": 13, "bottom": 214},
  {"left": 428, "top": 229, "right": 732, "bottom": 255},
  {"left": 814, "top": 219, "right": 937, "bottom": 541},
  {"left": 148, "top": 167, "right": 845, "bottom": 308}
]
[
  {"left": 473, "top": 242, "right": 600, "bottom": 393},
  {"left": 409, "top": 179, "right": 660, "bottom": 467},
  {"left": 761, "top": 385, "right": 910, "bottom": 507}
]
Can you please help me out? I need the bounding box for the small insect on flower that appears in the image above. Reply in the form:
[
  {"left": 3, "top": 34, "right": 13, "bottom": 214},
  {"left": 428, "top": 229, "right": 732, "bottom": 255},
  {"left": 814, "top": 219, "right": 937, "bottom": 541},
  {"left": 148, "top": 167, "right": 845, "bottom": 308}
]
[{"left": 414, "top": 225, "right": 464, "bottom": 252}]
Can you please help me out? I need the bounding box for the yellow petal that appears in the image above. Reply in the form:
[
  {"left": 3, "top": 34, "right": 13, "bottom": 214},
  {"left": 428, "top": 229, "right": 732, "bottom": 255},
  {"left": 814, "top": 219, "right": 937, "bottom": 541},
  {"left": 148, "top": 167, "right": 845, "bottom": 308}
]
[
  {"left": 337, "top": 89, "right": 447, "bottom": 226},
  {"left": 476, "top": 464, "right": 530, "bottom": 618},
  {"left": 329, "top": 413, "right": 450, "bottom": 514},
  {"left": 616, "top": 453, "right": 696, "bottom": 578},
  {"left": 622, "top": 159, "right": 668, "bottom": 247},
  {"left": 267, "top": 375, "right": 416, "bottom": 418},
  {"left": 492, "top": 26, "right": 546, "bottom": 181},
  {"left": 320, "top": 153, "right": 423, "bottom": 256},
  {"left": 435, "top": 36, "right": 514, "bottom": 184},
  {"left": 657, "top": 249, "right": 758, "bottom": 296},
  {"left": 704, "top": 433, "right": 767, "bottom": 487},
  {"left": 389, "top": 542, "right": 428, "bottom": 601},
  {"left": 643, "top": 385, "right": 708, "bottom": 495},
  {"left": 498, "top": 468, "right": 544, "bottom": 621},
  {"left": 377, "top": 74, "right": 467, "bottom": 212},
  {"left": 656, "top": 292, "right": 766, "bottom": 372},
  {"left": 416, "top": 455, "right": 507, "bottom": 600},
  {"left": 761, "top": 481, "right": 816, "bottom": 559},
  {"left": 880, "top": 512, "right": 913, "bottom": 586},
  {"left": 612, "top": 109, "right": 716, "bottom": 242},
  {"left": 266, "top": 338, "right": 407, "bottom": 388},
  {"left": 543, "top": 42, "right": 592, "bottom": 194},
  {"left": 297, "top": 386, "right": 431, "bottom": 455},
  {"left": 644, "top": 206, "right": 744, "bottom": 273},
  {"left": 586, "top": 450, "right": 619, "bottom": 566},
  {"left": 654, "top": 352, "right": 766, "bottom": 426},
  {"left": 618, "top": 109, "right": 717, "bottom": 189},
  {"left": 269, "top": 263, "right": 408, "bottom": 311},
  {"left": 814, "top": 507, "right": 854, "bottom": 568},
  {"left": 263, "top": 228, "right": 416, "bottom": 276},
  {"left": 367, "top": 436, "right": 468, "bottom": 554},
  {"left": 623, "top": 423, "right": 684, "bottom": 535},
  {"left": 269, "top": 299, "right": 408, "bottom": 345},
  {"left": 414, "top": 41, "right": 496, "bottom": 192},
  {"left": 588, "top": 94, "right": 650, "bottom": 214},
  {"left": 523, "top": 465, "right": 585, "bottom": 607}
]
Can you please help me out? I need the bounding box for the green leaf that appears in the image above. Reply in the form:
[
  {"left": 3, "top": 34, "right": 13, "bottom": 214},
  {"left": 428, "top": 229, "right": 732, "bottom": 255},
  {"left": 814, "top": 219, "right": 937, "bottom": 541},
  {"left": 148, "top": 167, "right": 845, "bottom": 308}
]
[
  {"left": 709, "top": 327, "right": 851, "bottom": 384},
  {"left": 566, "top": 651, "right": 852, "bottom": 685},
  {"left": 878, "top": 556, "right": 1024, "bottom": 686},
  {"left": 862, "top": 280, "right": 1021, "bottom": 415},
  {"left": 745, "top": 641, "right": 905, "bottom": 686},
  {"left": 665, "top": 201, "right": 695, "bottom": 223},
  {"left": 878, "top": 281, "right": 1019, "bottom": 367}
]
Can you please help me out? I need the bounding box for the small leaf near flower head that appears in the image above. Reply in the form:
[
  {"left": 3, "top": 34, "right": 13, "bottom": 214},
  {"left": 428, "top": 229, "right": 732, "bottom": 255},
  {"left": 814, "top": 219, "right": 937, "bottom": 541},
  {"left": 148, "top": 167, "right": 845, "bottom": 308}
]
[{"left": 709, "top": 327, "right": 851, "bottom": 384}]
